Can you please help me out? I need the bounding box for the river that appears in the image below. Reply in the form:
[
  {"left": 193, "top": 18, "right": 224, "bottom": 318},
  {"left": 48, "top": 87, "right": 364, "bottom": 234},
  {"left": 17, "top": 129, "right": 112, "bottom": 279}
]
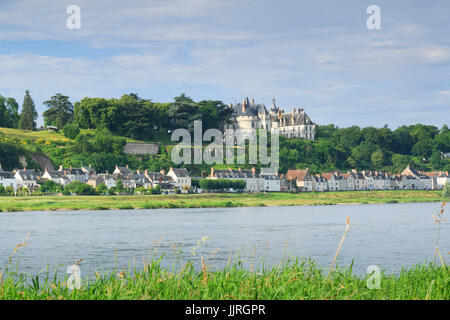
[{"left": 0, "top": 202, "right": 448, "bottom": 278}]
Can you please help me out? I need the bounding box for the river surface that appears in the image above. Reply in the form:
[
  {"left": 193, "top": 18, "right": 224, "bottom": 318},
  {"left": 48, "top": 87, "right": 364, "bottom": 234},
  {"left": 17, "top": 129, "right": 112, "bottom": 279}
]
[{"left": 0, "top": 202, "right": 448, "bottom": 278}]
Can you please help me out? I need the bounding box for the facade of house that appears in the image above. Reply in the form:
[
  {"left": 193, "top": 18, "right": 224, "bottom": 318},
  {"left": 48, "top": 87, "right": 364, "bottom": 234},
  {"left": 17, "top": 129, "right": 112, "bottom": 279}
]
[
  {"left": 0, "top": 171, "right": 17, "bottom": 191},
  {"left": 312, "top": 174, "right": 328, "bottom": 192},
  {"left": 260, "top": 167, "right": 281, "bottom": 192},
  {"left": 285, "top": 169, "right": 313, "bottom": 192},
  {"left": 14, "top": 169, "right": 40, "bottom": 189},
  {"left": 59, "top": 166, "right": 89, "bottom": 183},
  {"left": 41, "top": 169, "right": 70, "bottom": 186},
  {"left": 87, "top": 174, "right": 117, "bottom": 189},
  {"left": 145, "top": 170, "right": 176, "bottom": 189},
  {"left": 167, "top": 167, "right": 191, "bottom": 192},
  {"left": 208, "top": 167, "right": 265, "bottom": 192}
]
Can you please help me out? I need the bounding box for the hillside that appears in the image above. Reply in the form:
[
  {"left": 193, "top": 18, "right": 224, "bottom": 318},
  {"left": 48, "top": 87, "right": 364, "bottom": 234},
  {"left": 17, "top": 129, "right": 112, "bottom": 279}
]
[{"left": 0, "top": 127, "right": 144, "bottom": 143}]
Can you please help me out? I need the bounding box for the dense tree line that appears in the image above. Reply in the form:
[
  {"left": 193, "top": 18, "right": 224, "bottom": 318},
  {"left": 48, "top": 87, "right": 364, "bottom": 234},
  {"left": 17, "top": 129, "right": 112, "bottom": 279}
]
[
  {"left": 279, "top": 124, "right": 450, "bottom": 173},
  {"left": 199, "top": 179, "right": 246, "bottom": 191},
  {"left": 73, "top": 93, "right": 232, "bottom": 140}
]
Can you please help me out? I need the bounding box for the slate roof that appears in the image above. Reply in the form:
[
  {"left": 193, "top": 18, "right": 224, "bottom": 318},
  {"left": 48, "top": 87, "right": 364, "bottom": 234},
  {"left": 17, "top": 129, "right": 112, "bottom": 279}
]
[
  {"left": 16, "top": 169, "right": 40, "bottom": 180},
  {"left": 0, "top": 171, "right": 15, "bottom": 179}
]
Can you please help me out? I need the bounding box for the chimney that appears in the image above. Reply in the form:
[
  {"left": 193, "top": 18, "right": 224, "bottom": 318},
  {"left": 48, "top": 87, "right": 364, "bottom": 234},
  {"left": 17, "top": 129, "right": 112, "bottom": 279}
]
[
  {"left": 252, "top": 167, "right": 256, "bottom": 175},
  {"left": 69, "top": 165, "right": 72, "bottom": 170},
  {"left": 229, "top": 103, "right": 233, "bottom": 109},
  {"left": 242, "top": 98, "right": 247, "bottom": 113},
  {"left": 59, "top": 165, "right": 63, "bottom": 171},
  {"left": 238, "top": 167, "right": 241, "bottom": 172},
  {"left": 137, "top": 169, "right": 140, "bottom": 174},
  {"left": 228, "top": 168, "right": 232, "bottom": 171},
  {"left": 352, "top": 169, "right": 357, "bottom": 174},
  {"left": 251, "top": 98, "right": 255, "bottom": 106},
  {"left": 126, "top": 164, "right": 129, "bottom": 169},
  {"left": 210, "top": 167, "right": 214, "bottom": 177},
  {"left": 145, "top": 169, "right": 148, "bottom": 176},
  {"left": 0, "top": 163, "right": 2, "bottom": 170},
  {"left": 160, "top": 169, "right": 166, "bottom": 175}
]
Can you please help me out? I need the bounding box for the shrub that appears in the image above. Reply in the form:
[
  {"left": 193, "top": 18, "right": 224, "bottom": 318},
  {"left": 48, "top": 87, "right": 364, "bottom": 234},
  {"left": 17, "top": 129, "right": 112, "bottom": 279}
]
[
  {"left": 443, "top": 183, "right": 450, "bottom": 197},
  {"left": 63, "top": 123, "right": 80, "bottom": 139}
]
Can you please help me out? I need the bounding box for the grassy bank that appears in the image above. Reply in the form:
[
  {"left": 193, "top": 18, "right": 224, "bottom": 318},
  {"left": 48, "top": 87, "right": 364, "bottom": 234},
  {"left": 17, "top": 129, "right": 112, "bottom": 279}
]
[
  {"left": 0, "top": 190, "right": 447, "bottom": 212},
  {"left": 0, "top": 258, "right": 448, "bottom": 300}
]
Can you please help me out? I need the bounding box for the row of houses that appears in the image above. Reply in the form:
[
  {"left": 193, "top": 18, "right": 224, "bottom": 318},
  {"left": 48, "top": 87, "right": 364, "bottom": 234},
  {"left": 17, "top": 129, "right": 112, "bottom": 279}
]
[
  {"left": 0, "top": 162, "right": 449, "bottom": 194},
  {"left": 0, "top": 164, "right": 191, "bottom": 195},
  {"left": 284, "top": 166, "right": 449, "bottom": 192}
]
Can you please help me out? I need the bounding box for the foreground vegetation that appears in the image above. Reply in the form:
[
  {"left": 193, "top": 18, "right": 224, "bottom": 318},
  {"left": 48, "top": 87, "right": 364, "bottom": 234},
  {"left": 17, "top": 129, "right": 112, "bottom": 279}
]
[
  {"left": 0, "top": 258, "right": 448, "bottom": 300},
  {"left": 0, "top": 190, "right": 447, "bottom": 212}
]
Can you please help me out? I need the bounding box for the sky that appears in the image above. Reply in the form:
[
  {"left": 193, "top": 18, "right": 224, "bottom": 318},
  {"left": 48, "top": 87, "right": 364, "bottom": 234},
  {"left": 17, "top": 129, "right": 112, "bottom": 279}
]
[{"left": 0, "top": 0, "right": 449, "bottom": 128}]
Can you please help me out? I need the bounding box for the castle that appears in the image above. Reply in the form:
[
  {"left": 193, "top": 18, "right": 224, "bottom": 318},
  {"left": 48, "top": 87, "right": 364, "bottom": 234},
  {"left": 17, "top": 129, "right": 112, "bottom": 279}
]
[{"left": 225, "top": 97, "right": 315, "bottom": 140}]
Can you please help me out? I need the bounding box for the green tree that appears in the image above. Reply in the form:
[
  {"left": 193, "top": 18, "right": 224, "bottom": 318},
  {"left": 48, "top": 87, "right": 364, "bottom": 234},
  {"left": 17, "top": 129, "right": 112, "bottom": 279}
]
[
  {"left": 63, "top": 123, "right": 80, "bottom": 139},
  {"left": 96, "top": 183, "right": 108, "bottom": 195},
  {"left": 442, "top": 183, "right": 450, "bottom": 197},
  {"left": 371, "top": 150, "right": 384, "bottom": 168},
  {"left": 0, "top": 95, "right": 20, "bottom": 128},
  {"left": 43, "top": 94, "right": 74, "bottom": 129},
  {"left": 19, "top": 90, "right": 38, "bottom": 130}
]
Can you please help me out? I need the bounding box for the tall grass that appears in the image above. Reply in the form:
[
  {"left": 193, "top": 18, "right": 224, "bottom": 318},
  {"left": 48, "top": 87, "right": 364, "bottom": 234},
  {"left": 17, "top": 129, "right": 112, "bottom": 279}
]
[{"left": 0, "top": 257, "right": 448, "bottom": 300}]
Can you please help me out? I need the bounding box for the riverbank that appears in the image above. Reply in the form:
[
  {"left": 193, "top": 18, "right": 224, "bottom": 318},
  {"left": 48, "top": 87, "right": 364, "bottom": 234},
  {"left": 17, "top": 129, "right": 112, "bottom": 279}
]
[
  {"left": 1, "top": 259, "right": 448, "bottom": 300},
  {"left": 0, "top": 190, "right": 447, "bottom": 212}
]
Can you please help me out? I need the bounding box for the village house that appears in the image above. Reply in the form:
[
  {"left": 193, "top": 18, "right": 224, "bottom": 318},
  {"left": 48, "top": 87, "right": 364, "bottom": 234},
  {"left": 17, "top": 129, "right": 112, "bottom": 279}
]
[
  {"left": 145, "top": 169, "right": 176, "bottom": 189},
  {"left": 285, "top": 169, "right": 313, "bottom": 192},
  {"left": 279, "top": 174, "right": 290, "bottom": 192},
  {"left": 208, "top": 167, "right": 265, "bottom": 192},
  {"left": 81, "top": 165, "right": 96, "bottom": 176},
  {"left": 436, "top": 172, "right": 450, "bottom": 189},
  {"left": 260, "top": 167, "right": 281, "bottom": 192},
  {"left": 14, "top": 168, "right": 40, "bottom": 190},
  {"left": 41, "top": 169, "right": 70, "bottom": 186},
  {"left": 167, "top": 167, "right": 191, "bottom": 192},
  {"left": 0, "top": 168, "right": 17, "bottom": 191},
  {"left": 401, "top": 165, "right": 433, "bottom": 190},
  {"left": 58, "top": 165, "right": 90, "bottom": 183},
  {"left": 87, "top": 174, "right": 117, "bottom": 189},
  {"left": 321, "top": 172, "right": 340, "bottom": 191},
  {"left": 312, "top": 174, "right": 328, "bottom": 192}
]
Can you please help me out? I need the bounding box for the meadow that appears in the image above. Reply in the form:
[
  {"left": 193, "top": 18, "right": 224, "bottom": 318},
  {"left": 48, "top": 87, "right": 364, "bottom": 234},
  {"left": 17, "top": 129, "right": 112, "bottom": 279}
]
[{"left": 0, "top": 190, "right": 446, "bottom": 212}]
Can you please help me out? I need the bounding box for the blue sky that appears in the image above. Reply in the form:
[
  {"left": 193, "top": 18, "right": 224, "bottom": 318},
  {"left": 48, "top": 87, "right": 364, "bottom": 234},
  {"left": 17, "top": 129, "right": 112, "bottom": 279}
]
[{"left": 0, "top": 0, "right": 449, "bottom": 128}]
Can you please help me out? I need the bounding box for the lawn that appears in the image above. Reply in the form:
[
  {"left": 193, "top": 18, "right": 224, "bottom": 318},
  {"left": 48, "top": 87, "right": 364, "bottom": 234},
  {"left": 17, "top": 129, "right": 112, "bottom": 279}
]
[{"left": 0, "top": 190, "right": 446, "bottom": 212}]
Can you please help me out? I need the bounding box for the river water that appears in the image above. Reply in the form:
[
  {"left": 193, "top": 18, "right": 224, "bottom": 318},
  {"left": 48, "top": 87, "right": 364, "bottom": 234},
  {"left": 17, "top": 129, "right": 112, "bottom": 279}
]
[{"left": 0, "top": 202, "right": 448, "bottom": 278}]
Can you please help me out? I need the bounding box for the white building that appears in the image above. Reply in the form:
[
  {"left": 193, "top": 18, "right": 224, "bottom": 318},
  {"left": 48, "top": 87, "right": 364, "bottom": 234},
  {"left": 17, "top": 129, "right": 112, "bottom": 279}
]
[
  {"left": 14, "top": 169, "right": 40, "bottom": 189},
  {"left": 41, "top": 169, "right": 69, "bottom": 186},
  {"left": 208, "top": 167, "right": 265, "bottom": 192},
  {"left": 167, "top": 167, "right": 191, "bottom": 192},
  {"left": 226, "top": 98, "right": 315, "bottom": 140},
  {"left": 260, "top": 167, "right": 281, "bottom": 192},
  {"left": 312, "top": 174, "right": 328, "bottom": 192},
  {"left": 0, "top": 171, "right": 17, "bottom": 191}
]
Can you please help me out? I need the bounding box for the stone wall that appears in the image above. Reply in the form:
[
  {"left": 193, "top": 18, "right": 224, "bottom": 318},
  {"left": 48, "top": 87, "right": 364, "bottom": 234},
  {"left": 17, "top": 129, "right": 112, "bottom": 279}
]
[{"left": 124, "top": 143, "right": 160, "bottom": 155}]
